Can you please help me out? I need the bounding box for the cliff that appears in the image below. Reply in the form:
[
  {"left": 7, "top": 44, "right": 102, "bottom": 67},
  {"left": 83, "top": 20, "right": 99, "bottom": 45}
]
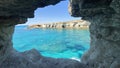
[{"left": 28, "top": 20, "right": 90, "bottom": 29}]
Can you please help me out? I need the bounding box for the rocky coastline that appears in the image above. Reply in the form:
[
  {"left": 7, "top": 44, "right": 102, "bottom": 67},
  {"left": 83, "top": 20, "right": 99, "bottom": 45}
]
[{"left": 28, "top": 20, "right": 90, "bottom": 29}]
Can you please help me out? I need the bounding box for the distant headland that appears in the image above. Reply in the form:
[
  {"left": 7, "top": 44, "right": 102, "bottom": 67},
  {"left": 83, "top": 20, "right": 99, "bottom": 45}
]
[{"left": 27, "top": 20, "right": 90, "bottom": 29}]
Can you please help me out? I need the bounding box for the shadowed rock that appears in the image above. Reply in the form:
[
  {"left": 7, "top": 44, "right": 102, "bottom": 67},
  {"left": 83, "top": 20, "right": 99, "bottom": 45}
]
[
  {"left": 0, "top": 0, "right": 63, "bottom": 25},
  {"left": 69, "top": 0, "right": 120, "bottom": 68},
  {"left": 0, "top": 0, "right": 120, "bottom": 68},
  {"left": 0, "top": 49, "right": 86, "bottom": 68}
]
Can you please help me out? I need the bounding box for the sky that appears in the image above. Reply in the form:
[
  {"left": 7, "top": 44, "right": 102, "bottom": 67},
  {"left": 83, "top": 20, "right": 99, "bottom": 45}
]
[{"left": 24, "top": 0, "right": 80, "bottom": 25}]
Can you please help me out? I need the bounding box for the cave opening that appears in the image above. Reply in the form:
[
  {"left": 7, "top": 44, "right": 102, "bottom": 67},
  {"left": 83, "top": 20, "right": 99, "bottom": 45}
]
[
  {"left": 1, "top": 0, "right": 120, "bottom": 67},
  {"left": 13, "top": 0, "right": 90, "bottom": 60}
]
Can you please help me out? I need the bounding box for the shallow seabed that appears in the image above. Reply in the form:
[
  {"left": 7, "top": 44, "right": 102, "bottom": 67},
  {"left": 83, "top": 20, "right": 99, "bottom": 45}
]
[{"left": 13, "top": 26, "right": 90, "bottom": 59}]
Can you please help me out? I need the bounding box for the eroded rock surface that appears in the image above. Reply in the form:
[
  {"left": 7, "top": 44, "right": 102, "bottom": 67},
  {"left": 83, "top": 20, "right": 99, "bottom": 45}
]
[
  {"left": 0, "top": 0, "right": 63, "bottom": 25},
  {"left": 0, "top": 0, "right": 63, "bottom": 17},
  {"left": 0, "top": 0, "right": 120, "bottom": 68},
  {"left": 69, "top": 0, "right": 120, "bottom": 68},
  {"left": 0, "top": 48, "right": 85, "bottom": 68}
]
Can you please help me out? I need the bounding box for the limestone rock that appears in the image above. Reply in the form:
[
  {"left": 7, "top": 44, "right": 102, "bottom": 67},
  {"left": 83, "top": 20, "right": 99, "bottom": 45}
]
[
  {"left": 0, "top": 0, "right": 120, "bottom": 68},
  {"left": 28, "top": 20, "right": 90, "bottom": 29},
  {"left": 0, "top": 48, "right": 86, "bottom": 68},
  {"left": 0, "top": 0, "right": 63, "bottom": 17},
  {"left": 69, "top": 0, "right": 120, "bottom": 68},
  {"left": 0, "top": 0, "right": 63, "bottom": 25}
]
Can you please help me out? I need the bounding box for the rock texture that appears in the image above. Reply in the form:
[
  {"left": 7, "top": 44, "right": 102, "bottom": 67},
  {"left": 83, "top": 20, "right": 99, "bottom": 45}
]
[
  {"left": 0, "top": 0, "right": 63, "bottom": 17},
  {"left": 0, "top": 0, "right": 85, "bottom": 68},
  {"left": 0, "top": 0, "right": 63, "bottom": 25},
  {"left": 0, "top": 0, "right": 120, "bottom": 68},
  {"left": 0, "top": 48, "right": 85, "bottom": 68},
  {"left": 69, "top": 0, "right": 120, "bottom": 68},
  {"left": 28, "top": 20, "right": 90, "bottom": 29}
]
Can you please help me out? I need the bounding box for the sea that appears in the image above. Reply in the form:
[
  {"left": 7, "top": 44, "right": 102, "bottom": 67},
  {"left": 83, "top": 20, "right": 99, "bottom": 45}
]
[{"left": 13, "top": 25, "right": 90, "bottom": 59}]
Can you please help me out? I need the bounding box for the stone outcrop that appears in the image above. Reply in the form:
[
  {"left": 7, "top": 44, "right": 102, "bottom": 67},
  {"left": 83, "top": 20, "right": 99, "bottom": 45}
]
[
  {"left": 0, "top": 48, "right": 85, "bottom": 68},
  {"left": 0, "top": 0, "right": 63, "bottom": 17},
  {"left": 69, "top": 0, "right": 120, "bottom": 68},
  {"left": 28, "top": 20, "right": 90, "bottom": 29},
  {"left": 0, "top": 0, "right": 85, "bottom": 68}
]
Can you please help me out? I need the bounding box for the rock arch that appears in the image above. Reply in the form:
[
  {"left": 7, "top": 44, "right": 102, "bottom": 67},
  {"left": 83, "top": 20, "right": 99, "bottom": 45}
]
[{"left": 0, "top": 0, "right": 120, "bottom": 68}]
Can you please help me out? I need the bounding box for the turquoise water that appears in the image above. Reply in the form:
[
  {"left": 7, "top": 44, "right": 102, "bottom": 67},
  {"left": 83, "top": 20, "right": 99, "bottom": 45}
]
[{"left": 13, "top": 26, "right": 90, "bottom": 59}]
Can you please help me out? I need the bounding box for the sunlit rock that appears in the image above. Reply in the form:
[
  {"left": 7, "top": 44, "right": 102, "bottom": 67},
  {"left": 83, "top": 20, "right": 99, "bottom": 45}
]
[{"left": 28, "top": 20, "right": 90, "bottom": 29}]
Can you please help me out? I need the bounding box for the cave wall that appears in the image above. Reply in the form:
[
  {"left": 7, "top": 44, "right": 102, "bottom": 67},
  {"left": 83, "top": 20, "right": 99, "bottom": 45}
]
[
  {"left": 0, "top": 25, "right": 14, "bottom": 64},
  {"left": 69, "top": 0, "right": 120, "bottom": 68},
  {"left": 0, "top": 0, "right": 120, "bottom": 68}
]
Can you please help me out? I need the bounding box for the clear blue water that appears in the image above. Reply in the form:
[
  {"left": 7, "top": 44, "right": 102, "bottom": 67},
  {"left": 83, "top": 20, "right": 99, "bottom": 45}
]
[{"left": 13, "top": 26, "right": 90, "bottom": 59}]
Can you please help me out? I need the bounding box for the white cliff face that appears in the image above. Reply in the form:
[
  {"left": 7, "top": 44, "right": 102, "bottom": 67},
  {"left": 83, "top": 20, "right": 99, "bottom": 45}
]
[
  {"left": 69, "top": 0, "right": 120, "bottom": 68},
  {"left": 28, "top": 20, "right": 90, "bottom": 29}
]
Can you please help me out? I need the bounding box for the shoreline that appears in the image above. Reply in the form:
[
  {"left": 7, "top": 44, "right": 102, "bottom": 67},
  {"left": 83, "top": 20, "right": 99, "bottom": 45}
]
[{"left": 27, "top": 20, "right": 90, "bottom": 29}]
